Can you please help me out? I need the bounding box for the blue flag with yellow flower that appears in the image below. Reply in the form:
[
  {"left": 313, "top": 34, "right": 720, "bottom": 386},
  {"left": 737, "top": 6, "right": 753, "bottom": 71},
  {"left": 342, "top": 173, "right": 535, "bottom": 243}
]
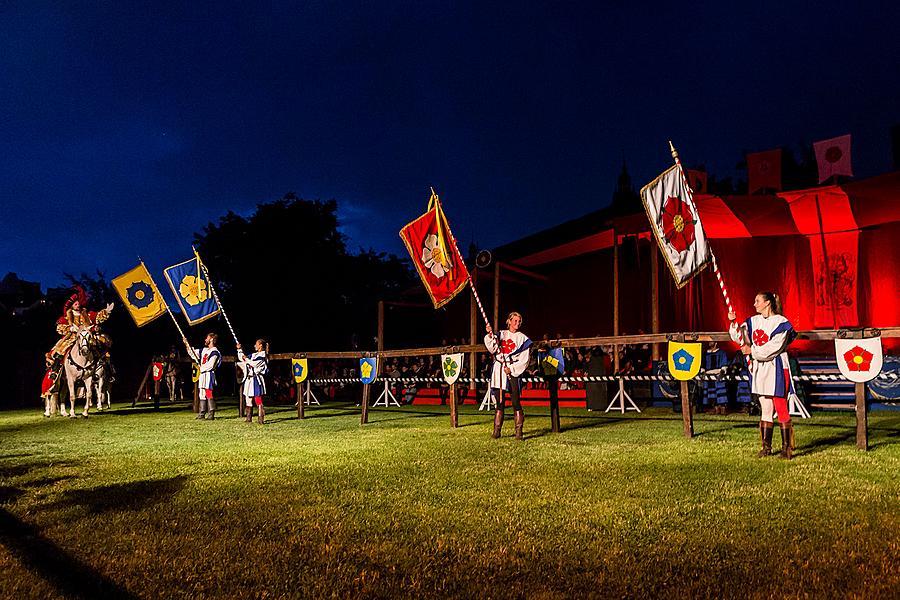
[
  {"left": 111, "top": 262, "right": 168, "bottom": 327},
  {"left": 163, "top": 257, "right": 221, "bottom": 325}
]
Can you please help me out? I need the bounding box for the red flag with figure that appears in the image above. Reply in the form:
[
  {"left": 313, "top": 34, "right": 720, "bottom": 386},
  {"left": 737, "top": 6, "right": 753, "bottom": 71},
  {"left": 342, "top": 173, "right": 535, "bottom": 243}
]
[
  {"left": 747, "top": 148, "right": 782, "bottom": 193},
  {"left": 814, "top": 134, "right": 853, "bottom": 183},
  {"left": 685, "top": 170, "right": 708, "bottom": 194},
  {"left": 399, "top": 193, "right": 470, "bottom": 308}
]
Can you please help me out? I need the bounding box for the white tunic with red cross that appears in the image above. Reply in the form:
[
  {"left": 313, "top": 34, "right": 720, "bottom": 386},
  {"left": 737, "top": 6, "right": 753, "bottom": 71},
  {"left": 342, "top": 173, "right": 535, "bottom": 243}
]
[
  {"left": 484, "top": 330, "right": 532, "bottom": 391},
  {"left": 729, "top": 314, "right": 796, "bottom": 398}
]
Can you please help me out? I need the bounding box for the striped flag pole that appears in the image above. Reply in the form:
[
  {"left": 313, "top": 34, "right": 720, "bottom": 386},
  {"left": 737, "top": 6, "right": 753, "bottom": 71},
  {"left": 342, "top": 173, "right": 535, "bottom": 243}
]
[
  {"left": 192, "top": 247, "right": 240, "bottom": 347},
  {"left": 668, "top": 141, "right": 736, "bottom": 319},
  {"left": 433, "top": 189, "right": 509, "bottom": 380}
]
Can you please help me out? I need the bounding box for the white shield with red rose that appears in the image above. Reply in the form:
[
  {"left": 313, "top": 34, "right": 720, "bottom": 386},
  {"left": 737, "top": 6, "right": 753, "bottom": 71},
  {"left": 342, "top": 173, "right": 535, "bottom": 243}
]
[{"left": 834, "top": 336, "right": 883, "bottom": 383}]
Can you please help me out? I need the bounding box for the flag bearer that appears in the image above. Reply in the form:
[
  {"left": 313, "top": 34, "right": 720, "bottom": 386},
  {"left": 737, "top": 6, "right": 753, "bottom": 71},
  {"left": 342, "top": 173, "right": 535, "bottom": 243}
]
[
  {"left": 237, "top": 339, "right": 269, "bottom": 424},
  {"left": 184, "top": 333, "right": 221, "bottom": 419},
  {"left": 485, "top": 312, "right": 532, "bottom": 440}
]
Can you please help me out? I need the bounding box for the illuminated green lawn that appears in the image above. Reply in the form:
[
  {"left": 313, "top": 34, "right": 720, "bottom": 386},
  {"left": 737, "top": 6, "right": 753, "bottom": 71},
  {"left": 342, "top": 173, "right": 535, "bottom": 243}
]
[{"left": 1, "top": 401, "right": 899, "bottom": 599}]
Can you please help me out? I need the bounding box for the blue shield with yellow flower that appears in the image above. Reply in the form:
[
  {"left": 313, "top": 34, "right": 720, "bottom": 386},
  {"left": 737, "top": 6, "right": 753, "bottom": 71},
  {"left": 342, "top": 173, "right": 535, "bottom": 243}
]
[
  {"left": 163, "top": 257, "right": 221, "bottom": 325},
  {"left": 667, "top": 341, "right": 702, "bottom": 381},
  {"left": 359, "top": 357, "right": 378, "bottom": 384}
]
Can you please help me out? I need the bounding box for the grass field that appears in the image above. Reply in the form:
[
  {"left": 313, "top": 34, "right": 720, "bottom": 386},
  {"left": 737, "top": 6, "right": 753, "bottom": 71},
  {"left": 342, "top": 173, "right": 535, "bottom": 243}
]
[{"left": 1, "top": 399, "right": 899, "bottom": 599}]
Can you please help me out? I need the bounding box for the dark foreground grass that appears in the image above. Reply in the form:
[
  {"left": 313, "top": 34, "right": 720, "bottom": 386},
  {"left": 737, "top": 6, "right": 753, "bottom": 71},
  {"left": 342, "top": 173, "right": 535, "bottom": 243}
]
[{"left": 1, "top": 400, "right": 899, "bottom": 599}]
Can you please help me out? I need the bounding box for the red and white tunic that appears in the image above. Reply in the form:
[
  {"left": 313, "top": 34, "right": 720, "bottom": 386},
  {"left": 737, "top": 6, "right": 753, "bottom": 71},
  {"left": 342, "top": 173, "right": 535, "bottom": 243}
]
[
  {"left": 729, "top": 315, "right": 796, "bottom": 398},
  {"left": 484, "top": 330, "right": 532, "bottom": 391}
]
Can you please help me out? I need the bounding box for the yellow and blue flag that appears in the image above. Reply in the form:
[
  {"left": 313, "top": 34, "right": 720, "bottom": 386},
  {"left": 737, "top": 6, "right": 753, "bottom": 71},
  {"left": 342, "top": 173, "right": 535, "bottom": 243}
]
[
  {"left": 163, "top": 256, "right": 220, "bottom": 325},
  {"left": 667, "top": 341, "right": 702, "bottom": 381},
  {"left": 111, "top": 263, "right": 167, "bottom": 327}
]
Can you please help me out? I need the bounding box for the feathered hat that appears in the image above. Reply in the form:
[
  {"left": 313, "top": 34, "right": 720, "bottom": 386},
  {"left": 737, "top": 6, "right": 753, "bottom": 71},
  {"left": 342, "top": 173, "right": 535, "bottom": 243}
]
[{"left": 65, "top": 285, "right": 89, "bottom": 311}]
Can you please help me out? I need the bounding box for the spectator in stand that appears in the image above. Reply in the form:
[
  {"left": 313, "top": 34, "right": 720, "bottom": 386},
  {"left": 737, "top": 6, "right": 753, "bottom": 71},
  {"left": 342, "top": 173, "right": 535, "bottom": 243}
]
[{"left": 702, "top": 341, "right": 730, "bottom": 414}]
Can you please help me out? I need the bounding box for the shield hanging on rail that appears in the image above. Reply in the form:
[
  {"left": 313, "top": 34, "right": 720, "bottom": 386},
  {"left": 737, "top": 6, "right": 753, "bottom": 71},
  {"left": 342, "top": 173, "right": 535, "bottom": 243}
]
[
  {"left": 835, "top": 336, "right": 883, "bottom": 383},
  {"left": 359, "top": 358, "right": 378, "bottom": 385},
  {"left": 667, "top": 341, "right": 702, "bottom": 381},
  {"left": 441, "top": 353, "right": 464, "bottom": 384},
  {"left": 191, "top": 363, "right": 200, "bottom": 383},
  {"left": 152, "top": 362, "right": 164, "bottom": 381},
  {"left": 292, "top": 358, "right": 308, "bottom": 383}
]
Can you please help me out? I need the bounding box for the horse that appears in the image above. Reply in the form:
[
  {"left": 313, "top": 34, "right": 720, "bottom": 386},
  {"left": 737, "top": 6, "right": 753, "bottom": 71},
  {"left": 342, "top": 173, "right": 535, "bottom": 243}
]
[
  {"left": 63, "top": 325, "right": 102, "bottom": 418},
  {"left": 92, "top": 357, "right": 113, "bottom": 411}
]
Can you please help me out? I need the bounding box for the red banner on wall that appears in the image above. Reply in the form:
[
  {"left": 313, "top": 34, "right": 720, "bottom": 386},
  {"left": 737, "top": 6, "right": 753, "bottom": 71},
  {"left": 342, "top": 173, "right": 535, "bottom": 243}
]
[{"left": 809, "top": 230, "right": 858, "bottom": 328}]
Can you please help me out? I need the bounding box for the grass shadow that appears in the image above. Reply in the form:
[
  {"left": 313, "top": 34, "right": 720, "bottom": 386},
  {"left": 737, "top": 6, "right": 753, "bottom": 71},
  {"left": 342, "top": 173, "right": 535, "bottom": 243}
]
[
  {"left": 0, "top": 508, "right": 137, "bottom": 599},
  {"left": 47, "top": 475, "right": 188, "bottom": 514}
]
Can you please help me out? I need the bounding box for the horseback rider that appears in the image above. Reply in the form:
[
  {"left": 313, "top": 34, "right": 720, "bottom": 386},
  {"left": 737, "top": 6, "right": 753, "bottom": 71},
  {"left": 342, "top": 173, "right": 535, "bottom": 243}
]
[{"left": 42, "top": 286, "right": 114, "bottom": 400}]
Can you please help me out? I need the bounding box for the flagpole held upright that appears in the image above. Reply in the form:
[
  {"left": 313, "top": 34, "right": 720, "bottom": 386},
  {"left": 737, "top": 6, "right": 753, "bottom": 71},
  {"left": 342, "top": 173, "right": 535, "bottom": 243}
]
[
  {"left": 668, "top": 141, "right": 736, "bottom": 320},
  {"left": 192, "top": 247, "right": 240, "bottom": 347}
]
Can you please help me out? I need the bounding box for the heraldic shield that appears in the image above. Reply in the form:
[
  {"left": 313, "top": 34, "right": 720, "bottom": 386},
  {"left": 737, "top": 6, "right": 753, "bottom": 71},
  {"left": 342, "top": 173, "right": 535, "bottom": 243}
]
[
  {"left": 667, "top": 341, "right": 702, "bottom": 381},
  {"left": 441, "top": 353, "right": 463, "bottom": 384},
  {"left": 359, "top": 357, "right": 378, "bottom": 384},
  {"left": 152, "top": 362, "right": 164, "bottom": 381},
  {"left": 292, "top": 358, "right": 308, "bottom": 383},
  {"left": 191, "top": 363, "right": 200, "bottom": 383},
  {"left": 835, "top": 336, "right": 883, "bottom": 383}
]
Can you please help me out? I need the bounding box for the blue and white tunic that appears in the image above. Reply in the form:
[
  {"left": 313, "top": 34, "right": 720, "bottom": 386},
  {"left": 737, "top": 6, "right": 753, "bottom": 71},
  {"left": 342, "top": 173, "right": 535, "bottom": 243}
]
[
  {"left": 188, "top": 346, "right": 221, "bottom": 392},
  {"left": 484, "top": 330, "right": 532, "bottom": 391},
  {"left": 729, "top": 314, "right": 796, "bottom": 398},
  {"left": 237, "top": 349, "right": 268, "bottom": 398}
]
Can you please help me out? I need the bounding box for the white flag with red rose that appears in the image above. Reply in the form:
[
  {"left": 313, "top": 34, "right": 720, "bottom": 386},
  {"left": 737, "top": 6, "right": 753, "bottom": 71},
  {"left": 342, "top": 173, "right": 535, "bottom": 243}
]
[
  {"left": 835, "top": 336, "right": 883, "bottom": 383},
  {"left": 640, "top": 164, "right": 711, "bottom": 288}
]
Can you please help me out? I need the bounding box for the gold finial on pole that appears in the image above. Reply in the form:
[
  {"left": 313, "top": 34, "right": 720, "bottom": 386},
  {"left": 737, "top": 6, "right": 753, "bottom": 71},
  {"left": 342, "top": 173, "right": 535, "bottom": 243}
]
[{"left": 669, "top": 140, "right": 679, "bottom": 162}]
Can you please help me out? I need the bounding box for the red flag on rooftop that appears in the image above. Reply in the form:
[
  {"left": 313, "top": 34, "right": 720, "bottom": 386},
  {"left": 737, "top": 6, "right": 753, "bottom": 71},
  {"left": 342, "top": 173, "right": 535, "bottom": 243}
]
[
  {"left": 747, "top": 148, "right": 782, "bottom": 193},
  {"left": 685, "top": 170, "right": 708, "bottom": 194},
  {"left": 814, "top": 134, "right": 853, "bottom": 184},
  {"left": 399, "top": 192, "right": 470, "bottom": 308}
]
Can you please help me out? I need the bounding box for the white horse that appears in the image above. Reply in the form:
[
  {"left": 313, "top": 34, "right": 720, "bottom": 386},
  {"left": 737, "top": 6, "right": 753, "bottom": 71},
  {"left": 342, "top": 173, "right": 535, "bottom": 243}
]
[
  {"left": 63, "top": 325, "right": 102, "bottom": 418},
  {"left": 92, "top": 357, "right": 113, "bottom": 410}
]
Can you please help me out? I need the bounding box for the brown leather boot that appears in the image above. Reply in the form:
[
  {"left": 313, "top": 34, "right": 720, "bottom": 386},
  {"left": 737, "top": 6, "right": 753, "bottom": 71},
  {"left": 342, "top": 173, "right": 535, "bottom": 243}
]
[
  {"left": 779, "top": 421, "right": 794, "bottom": 459},
  {"left": 758, "top": 421, "right": 773, "bottom": 457},
  {"left": 514, "top": 410, "right": 525, "bottom": 441},
  {"left": 245, "top": 404, "right": 253, "bottom": 423},
  {"left": 258, "top": 405, "right": 265, "bottom": 425},
  {"left": 492, "top": 410, "right": 504, "bottom": 439}
]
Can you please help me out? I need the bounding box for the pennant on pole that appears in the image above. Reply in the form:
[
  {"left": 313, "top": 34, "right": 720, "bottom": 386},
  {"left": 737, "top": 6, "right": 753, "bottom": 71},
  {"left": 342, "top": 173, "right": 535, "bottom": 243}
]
[
  {"left": 111, "top": 263, "right": 168, "bottom": 327},
  {"left": 641, "top": 163, "right": 711, "bottom": 288},
  {"left": 814, "top": 134, "right": 853, "bottom": 183},
  {"left": 163, "top": 256, "right": 221, "bottom": 325},
  {"left": 399, "top": 193, "right": 470, "bottom": 308},
  {"left": 747, "top": 149, "right": 782, "bottom": 193}
]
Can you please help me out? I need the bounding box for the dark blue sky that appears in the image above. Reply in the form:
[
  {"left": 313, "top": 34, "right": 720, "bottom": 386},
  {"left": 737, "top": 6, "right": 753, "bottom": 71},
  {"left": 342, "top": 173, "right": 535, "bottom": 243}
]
[{"left": 2, "top": 1, "right": 898, "bottom": 289}]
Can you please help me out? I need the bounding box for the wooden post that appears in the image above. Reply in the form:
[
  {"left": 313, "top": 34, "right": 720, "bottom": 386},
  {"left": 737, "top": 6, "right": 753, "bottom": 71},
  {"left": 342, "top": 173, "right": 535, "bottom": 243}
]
[
  {"left": 651, "top": 243, "right": 660, "bottom": 362},
  {"left": 193, "top": 379, "right": 199, "bottom": 414},
  {"left": 133, "top": 363, "right": 152, "bottom": 407},
  {"left": 493, "top": 261, "right": 501, "bottom": 331},
  {"left": 470, "top": 269, "right": 478, "bottom": 392},
  {"left": 680, "top": 380, "right": 693, "bottom": 438},
  {"left": 296, "top": 382, "right": 304, "bottom": 419},
  {"left": 449, "top": 384, "right": 458, "bottom": 428},
  {"left": 855, "top": 382, "right": 868, "bottom": 450},
  {"left": 377, "top": 300, "right": 384, "bottom": 353},
  {"left": 613, "top": 230, "right": 620, "bottom": 376},
  {"left": 360, "top": 383, "right": 370, "bottom": 425}
]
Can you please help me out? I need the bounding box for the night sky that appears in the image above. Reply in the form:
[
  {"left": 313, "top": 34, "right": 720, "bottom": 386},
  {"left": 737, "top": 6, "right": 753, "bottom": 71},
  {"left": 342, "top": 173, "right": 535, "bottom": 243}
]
[{"left": 2, "top": 1, "right": 898, "bottom": 290}]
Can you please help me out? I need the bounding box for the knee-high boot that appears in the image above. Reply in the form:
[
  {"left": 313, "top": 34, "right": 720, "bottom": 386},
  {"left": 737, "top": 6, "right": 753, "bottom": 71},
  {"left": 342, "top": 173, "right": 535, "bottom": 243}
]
[
  {"left": 492, "top": 410, "right": 504, "bottom": 438},
  {"left": 245, "top": 403, "right": 253, "bottom": 423},
  {"left": 779, "top": 421, "right": 794, "bottom": 460},
  {"left": 514, "top": 410, "right": 525, "bottom": 441},
  {"left": 197, "top": 399, "right": 207, "bottom": 419},
  {"left": 258, "top": 405, "right": 265, "bottom": 424},
  {"left": 758, "top": 421, "right": 773, "bottom": 457},
  {"left": 206, "top": 398, "right": 216, "bottom": 420}
]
